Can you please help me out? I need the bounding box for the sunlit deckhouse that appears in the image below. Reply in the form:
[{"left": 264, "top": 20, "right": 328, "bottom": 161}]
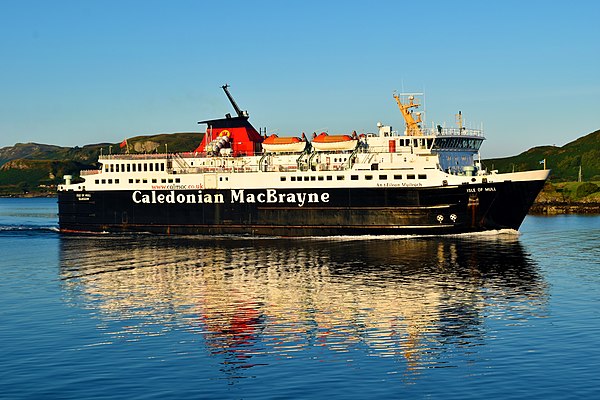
[{"left": 57, "top": 85, "right": 549, "bottom": 235}]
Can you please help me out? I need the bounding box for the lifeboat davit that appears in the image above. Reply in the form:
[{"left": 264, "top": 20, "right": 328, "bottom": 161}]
[
  {"left": 262, "top": 134, "right": 307, "bottom": 153},
  {"left": 311, "top": 132, "right": 358, "bottom": 151}
]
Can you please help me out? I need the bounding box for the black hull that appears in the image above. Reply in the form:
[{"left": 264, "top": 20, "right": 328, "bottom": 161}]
[{"left": 58, "top": 180, "right": 545, "bottom": 236}]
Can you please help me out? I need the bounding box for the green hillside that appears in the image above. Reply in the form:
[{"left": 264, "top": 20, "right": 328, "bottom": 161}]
[
  {"left": 0, "top": 132, "right": 203, "bottom": 165},
  {"left": 484, "top": 129, "right": 600, "bottom": 181}
]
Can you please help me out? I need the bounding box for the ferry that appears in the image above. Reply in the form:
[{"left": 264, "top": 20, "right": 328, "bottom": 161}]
[{"left": 57, "top": 85, "right": 550, "bottom": 236}]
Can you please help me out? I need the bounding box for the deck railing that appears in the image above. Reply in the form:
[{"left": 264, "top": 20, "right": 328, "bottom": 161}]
[
  {"left": 80, "top": 169, "right": 101, "bottom": 176},
  {"left": 422, "top": 127, "right": 484, "bottom": 137}
]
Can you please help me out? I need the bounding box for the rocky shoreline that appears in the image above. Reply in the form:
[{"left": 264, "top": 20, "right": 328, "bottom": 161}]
[{"left": 529, "top": 201, "right": 600, "bottom": 215}]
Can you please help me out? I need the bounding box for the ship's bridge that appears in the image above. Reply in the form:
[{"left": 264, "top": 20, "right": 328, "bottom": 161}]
[
  {"left": 431, "top": 136, "right": 484, "bottom": 151},
  {"left": 426, "top": 128, "right": 485, "bottom": 175},
  {"left": 423, "top": 126, "right": 484, "bottom": 151}
]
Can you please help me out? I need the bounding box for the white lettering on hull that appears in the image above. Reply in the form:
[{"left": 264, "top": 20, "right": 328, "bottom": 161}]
[
  {"left": 132, "top": 189, "right": 330, "bottom": 207},
  {"left": 466, "top": 187, "right": 497, "bottom": 193}
]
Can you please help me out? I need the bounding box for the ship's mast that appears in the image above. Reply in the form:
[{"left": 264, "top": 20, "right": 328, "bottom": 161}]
[
  {"left": 393, "top": 93, "right": 423, "bottom": 136},
  {"left": 456, "top": 111, "right": 464, "bottom": 131}
]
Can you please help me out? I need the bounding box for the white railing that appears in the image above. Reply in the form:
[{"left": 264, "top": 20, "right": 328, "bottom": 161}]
[
  {"left": 422, "top": 127, "right": 484, "bottom": 137},
  {"left": 99, "top": 153, "right": 169, "bottom": 160}
]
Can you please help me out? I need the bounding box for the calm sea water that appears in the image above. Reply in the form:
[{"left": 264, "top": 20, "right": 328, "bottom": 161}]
[{"left": 0, "top": 197, "right": 598, "bottom": 399}]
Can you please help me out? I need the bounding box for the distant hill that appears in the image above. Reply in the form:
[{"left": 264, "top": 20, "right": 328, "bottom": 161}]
[
  {"left": 0, "top": 132, "right": 203, "bottom": 195},
  {"left": 484, "top": 129, "right": 600, "bottom": 181},
  {"left": 0, "top": 132, "right": 202, "bottom": 166}
]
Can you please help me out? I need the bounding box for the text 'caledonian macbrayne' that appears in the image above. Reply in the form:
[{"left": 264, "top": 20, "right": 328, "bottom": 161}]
[{"left": 132, "top": 189, "right": 330, "bottom": 207}]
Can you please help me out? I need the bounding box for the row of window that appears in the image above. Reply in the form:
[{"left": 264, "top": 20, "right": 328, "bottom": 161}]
[
  {"left": 104, "top": 162, "right": 166, "bottom": 173},
  {"left": 95, "top": 174, "right": 429, "bottom": 185},
  {"left": 283, "top": 174, "right": 427, "bottom": 182},
  {"left": 95, "top": 179, "right": 120, "bottom": 184},
  {"left": 398, "top": 138, "right": 434, "bottom": 148},
  {"left": 434, "top": 138, "right": 482, "bottom": 150},
  {"left": 95, "top": 178, "right": 181, "bottom": 185}
]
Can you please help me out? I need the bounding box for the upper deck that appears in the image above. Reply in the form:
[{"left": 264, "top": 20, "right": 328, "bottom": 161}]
[{"left": 75, "top": 90, "right": 489, "bottom": 182}]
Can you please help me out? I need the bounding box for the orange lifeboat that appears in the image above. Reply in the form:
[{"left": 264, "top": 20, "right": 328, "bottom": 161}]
[
  {"left": 311, "top": 132, "right": 358, "bottom": 151},
  {"left": 262, "top": 134, "right": 307, "bottom": 153}
]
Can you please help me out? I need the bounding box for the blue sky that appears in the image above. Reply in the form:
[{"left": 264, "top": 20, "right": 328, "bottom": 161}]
[{"left": 1, "top": 0, "right": 598, "bottom": 157}]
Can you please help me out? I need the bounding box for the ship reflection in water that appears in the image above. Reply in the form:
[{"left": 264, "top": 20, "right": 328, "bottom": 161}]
[{"left": 59, "top": 234, "right": 547, "bottom": 375}]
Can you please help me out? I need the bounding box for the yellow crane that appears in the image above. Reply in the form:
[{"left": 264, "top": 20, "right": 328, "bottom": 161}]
[{"left": 393, "top": 93, "right": 423, "bottom": 136}]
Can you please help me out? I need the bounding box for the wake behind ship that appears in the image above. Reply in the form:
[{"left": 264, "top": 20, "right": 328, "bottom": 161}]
[{"left": 57, "top": 85, "right": 549, "bottom": 236}]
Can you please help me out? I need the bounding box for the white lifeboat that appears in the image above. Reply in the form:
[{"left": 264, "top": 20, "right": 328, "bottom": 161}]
[
  {"left": 262, "top": 134, "right": 307, "bottom": 153},
  {"left": 311, "top": 132, "right": 357, "bottom": 151}
]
